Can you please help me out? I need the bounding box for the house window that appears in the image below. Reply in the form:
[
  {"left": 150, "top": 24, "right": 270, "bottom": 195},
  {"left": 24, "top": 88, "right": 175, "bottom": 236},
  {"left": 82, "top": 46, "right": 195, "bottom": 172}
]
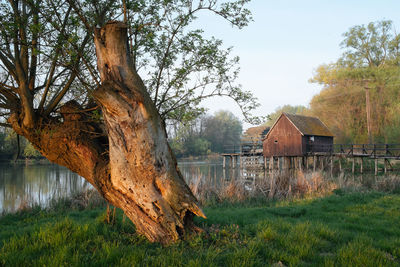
[{"left": 309, "top": 136, "right": 314, "bottom": 142}]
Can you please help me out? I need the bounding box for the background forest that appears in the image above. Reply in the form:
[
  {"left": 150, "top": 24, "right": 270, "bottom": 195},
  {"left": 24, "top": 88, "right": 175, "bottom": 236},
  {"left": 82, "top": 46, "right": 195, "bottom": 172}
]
[
  {"left": 265, "top": 20, "right": 400, "bottom": 145},
  {"left": 169, "top": 110, "right": 242, "bottom": 157},
  {"left": 0, "top": 110, "right": 243, "bottom": 159}
]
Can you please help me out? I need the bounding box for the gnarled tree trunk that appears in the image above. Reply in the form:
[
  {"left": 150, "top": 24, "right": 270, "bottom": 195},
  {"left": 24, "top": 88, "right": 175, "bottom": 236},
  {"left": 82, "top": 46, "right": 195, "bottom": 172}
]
[
  {"left": 8, "top": 21, "right": 205, "bottom": 244},
  {"left": 92, "top": 21, "right": 205, "bottom": 243}
]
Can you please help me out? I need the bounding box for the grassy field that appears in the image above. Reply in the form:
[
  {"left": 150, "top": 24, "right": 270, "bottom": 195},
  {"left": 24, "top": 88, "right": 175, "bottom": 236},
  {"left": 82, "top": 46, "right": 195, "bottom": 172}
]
[{"left": 1, "top": 191, "right": 400, "bottom": 266}]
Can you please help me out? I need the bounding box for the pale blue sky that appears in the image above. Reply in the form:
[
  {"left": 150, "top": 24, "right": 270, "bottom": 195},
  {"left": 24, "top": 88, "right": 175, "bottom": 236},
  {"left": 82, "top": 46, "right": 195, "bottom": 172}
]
[{"left": 196, "top": 0, "right": 400, "bottom": 128}]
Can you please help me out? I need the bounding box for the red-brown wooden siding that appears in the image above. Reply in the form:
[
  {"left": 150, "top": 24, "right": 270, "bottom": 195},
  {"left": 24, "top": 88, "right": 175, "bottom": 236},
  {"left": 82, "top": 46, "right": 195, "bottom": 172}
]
[{"left": 263, "top": 115, "right": 303, "bottom": 157}]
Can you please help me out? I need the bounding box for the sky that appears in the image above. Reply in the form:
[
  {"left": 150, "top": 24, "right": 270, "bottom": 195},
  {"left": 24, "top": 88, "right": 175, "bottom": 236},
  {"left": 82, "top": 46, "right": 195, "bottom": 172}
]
[{"left": 195, "top": 0, "right": 400, "bottom": 129}]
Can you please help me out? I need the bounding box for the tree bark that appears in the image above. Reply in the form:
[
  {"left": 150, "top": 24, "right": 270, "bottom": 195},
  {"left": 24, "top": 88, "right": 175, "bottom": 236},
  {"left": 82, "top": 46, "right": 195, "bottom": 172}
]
[
  {"left": 91, "top": 21, "right": 205, "bottom": 243},
  {"left": 8, "top": 21, "right": 205, "bottom": 244}
]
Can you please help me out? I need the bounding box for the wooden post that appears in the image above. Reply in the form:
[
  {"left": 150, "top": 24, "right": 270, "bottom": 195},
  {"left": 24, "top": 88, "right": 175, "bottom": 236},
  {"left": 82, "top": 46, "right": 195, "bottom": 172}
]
[
  {"left": 269, "top": 174, "right": 275, "bottom": 198},
  {"left": 231, "top": 160, "right": 234, "bottom": 179},
  {"left": 284, "top": 157, "right": 287, "bottom": 170},
  {"left": 352, "top": 157, "right": 355, "bottom": 174},
  {"left": 299, "top": 157, "right": 302, "bottom": 171},
  {"left": 264, "top": 157, "right": 267, "bottom": 170},
  {"left": 313, "top": 156, "right": 316, "bottom": 172},
  {"left": 306, "top": 156, "right": 309, "bottom": 170},
  {"left": 330, "top": 155, "right": 333, "bottom": 176},
  {"left": 232, "top": 156, "right": 235, "bottom": 168},
  {"left": 339, "top": 156, "right": 342, "bottom": 172},
  {"left": 321, "top": 156, "right": 324, "bottom": 170},
  {"left": 375, "top": 158, "right": 378, "bottom": 176},
  {"left": 270, "top": 156, "right": 274, "bottom": 172},
  {"left": 360, "top": 157, "right": 363, "bottom": 174},
  {"left": 384, "top": 159, "right": 387, "bottom": 174},
  {"left": 373, "top": 144, "right": 376, "bottom": 158},
  {"left": 223, "top": 156, "right": 226, "bottom": 169},
  {"left": 283, "top": 157, "right": 287, "bottom": 171},
  {"left": 279, "top": 157, "right": 283, "bottom": 171}
]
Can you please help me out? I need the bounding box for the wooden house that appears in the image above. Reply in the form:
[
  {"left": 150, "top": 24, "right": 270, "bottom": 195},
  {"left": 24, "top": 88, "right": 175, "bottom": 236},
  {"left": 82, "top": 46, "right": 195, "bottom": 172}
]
[{"left": 263, "top": 113, "right": 334, "bottom": 157}]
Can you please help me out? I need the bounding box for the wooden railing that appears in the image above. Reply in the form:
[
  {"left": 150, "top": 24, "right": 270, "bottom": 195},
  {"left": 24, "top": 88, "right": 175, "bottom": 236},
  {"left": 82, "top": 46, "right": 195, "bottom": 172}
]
[
  {"left": 307, "top": 143, "right": 400, "bottom": 158},
  {"left": 223, "top": 141, "right": 263, "bottom": 154},
  {"left": 223, "top": 143, "right": 400, "bottom": 158}
]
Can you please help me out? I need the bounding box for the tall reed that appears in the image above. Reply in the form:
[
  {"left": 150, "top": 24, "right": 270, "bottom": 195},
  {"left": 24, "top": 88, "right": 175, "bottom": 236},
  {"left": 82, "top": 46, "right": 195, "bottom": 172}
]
[{"left": 189, "top": 170, "right": 400, "bottom": 204}]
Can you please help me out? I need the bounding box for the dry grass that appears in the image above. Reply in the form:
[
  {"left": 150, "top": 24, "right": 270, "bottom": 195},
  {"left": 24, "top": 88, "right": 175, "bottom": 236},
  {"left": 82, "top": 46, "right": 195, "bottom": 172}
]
[
  {"left": 290, "top": 171, "right": 337, "bottom": 197},
  {"left": 69, "top": 189, "right": 106, "bottom": 209},
  {"left": 16, "top": 199, "right": 33, "bottom": 213},
  {"left": 220, "top": 180, "right": 248, "bottom": 201},
  {"left": 190, "top": 170, "right": 400, "bottom": 204},
  {"left": 12, "top": 189, "right": 106, "bottom": 214},
  {"left": 374, "top": 175, "right": 400, "bottom": 192}
]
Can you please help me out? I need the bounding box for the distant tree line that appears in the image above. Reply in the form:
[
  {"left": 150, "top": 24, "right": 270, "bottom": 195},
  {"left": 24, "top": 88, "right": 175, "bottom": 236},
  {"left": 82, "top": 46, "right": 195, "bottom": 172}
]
[
  {"left": 0, "top": 110, "right": 242, "bottom": 160},
  {"left": 0, "top": 129, "right": 42, "bottom": 161},
  {"left": 169, "top": 110, "right": 242, "bottom": 157}
]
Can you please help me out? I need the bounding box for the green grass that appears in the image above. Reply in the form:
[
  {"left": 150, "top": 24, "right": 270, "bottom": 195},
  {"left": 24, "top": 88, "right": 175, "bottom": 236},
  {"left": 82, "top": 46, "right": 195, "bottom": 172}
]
[{"left": 1, "top": 192, "right": 400, "bottom": 266}]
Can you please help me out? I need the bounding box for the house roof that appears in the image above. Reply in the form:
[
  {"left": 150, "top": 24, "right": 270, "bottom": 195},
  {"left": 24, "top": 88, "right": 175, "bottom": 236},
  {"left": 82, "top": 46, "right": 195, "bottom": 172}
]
[{"left": 264, "top": 113, "right": 334, "bottom": 139}]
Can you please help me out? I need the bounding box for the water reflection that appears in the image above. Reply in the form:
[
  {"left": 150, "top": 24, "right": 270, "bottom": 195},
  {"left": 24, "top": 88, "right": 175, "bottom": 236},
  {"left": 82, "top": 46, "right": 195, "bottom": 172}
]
[
  {"left": 1, "top": 159, "right": 246, "bottom": 213},
  {"left": 0, "top": 163, "right": 91, "bottom": 213},
  {"left": 2, "top": 158, "right": 350, "bottom": 214},
  {"left": 178, "top": 159, "right": 242, "bottom": 187}
]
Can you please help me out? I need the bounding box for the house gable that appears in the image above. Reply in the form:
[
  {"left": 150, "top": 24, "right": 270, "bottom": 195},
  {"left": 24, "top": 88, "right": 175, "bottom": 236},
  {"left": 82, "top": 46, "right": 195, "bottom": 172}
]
[
  {"left": 263, "top": 114, "right": 304, "bottom": 157},
  {"left": 264, "top": 113, "right": 302, "bottom": 140}
]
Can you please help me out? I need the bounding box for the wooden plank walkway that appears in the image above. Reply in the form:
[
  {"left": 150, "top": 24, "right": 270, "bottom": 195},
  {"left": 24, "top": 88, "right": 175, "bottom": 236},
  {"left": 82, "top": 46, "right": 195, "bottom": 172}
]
[{"left": 221, "top": 143, "right": 400, "bottom": 174}]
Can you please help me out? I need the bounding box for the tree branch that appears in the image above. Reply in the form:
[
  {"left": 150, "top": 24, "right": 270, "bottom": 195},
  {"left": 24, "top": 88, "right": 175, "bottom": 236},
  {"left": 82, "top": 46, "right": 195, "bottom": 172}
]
[
  {"left": 43, "top": 33, "right": 91, "bottom": 116},
  {"left": 65, "top": 0, "right": 92, "bottom": 32},
  {"left": 0, "top": 51, "right": 17, "bottom": 80},
  {"left": 38, "top": 6, "right": 72, "bottom": 112},
  {"left": 28, "top": 3, "right": 40, "bottom": 91},
  {"left": 0, "top": 122, "right": 12, "bottom": 128},
  {"left": 153, "top": 5, "right": 207, "bottom": 104}
]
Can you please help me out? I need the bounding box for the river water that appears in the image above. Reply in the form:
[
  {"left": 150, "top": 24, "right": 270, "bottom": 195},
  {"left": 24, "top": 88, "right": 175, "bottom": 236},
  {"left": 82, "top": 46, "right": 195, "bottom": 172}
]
[{"left": 0, "top": 159, "right": 245, "bottom": 213}]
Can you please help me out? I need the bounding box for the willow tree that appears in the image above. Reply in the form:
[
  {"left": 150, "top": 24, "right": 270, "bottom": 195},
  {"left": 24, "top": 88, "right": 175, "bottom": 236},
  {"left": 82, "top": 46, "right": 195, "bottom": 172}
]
[
  {"left": 310, "top": 20, "right": 400, "bottom": 143},
  {"left": 0, "top": 0, "right": 258, "bottom": 243}
]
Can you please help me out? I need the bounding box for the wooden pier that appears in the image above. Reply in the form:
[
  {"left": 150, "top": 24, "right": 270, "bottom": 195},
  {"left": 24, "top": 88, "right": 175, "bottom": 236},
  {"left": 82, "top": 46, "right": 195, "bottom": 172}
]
[
  {"left": 222, "top": 143, "right": 400, "bottom": 175},
  {"left": 222, "top": 141, "right": 263, "bottom": 170}
]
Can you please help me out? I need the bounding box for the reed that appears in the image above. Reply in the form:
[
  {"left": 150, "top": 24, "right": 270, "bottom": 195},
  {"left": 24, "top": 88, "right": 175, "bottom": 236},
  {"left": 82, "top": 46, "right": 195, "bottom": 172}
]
[
  {"left": 190, "top": 170, "right": 400, "bottom": 204},
  {"left": 374, "top": 175, "right": 400, "bottom": 193}
]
